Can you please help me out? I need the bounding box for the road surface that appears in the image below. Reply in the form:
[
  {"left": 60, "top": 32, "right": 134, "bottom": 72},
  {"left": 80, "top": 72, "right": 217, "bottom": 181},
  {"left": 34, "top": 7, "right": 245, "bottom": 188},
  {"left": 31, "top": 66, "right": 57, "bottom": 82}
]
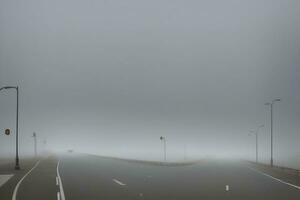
[{"left": 1, "top": 154, "right": 300, "bottom": 200}]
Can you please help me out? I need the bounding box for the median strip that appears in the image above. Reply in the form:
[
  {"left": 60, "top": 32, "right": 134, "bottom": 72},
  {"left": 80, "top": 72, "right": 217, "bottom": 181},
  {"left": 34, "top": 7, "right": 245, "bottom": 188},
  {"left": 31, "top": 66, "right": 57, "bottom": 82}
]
[{"left": 0, "top": 174, "right": 14, "bottom": 188}]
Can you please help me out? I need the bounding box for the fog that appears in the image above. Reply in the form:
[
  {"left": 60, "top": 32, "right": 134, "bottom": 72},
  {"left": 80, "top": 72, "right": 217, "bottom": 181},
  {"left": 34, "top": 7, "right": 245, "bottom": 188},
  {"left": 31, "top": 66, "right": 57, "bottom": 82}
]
[{"left": 0, "top": 0, "right": 300, "bottom": 167}]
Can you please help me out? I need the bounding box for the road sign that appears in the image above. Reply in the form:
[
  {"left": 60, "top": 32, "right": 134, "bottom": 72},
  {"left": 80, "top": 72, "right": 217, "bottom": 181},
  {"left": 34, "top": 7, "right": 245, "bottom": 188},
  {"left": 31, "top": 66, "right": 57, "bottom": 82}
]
[{"left": 5, "top": 129, "right": 10, "bottom": 135}]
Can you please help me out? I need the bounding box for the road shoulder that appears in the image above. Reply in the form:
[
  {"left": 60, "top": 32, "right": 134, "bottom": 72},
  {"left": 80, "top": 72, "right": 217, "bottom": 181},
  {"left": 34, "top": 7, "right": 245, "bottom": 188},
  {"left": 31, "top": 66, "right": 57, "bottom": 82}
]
[{"left": 245, "top": 161, "right": 300, "bottom": 188}]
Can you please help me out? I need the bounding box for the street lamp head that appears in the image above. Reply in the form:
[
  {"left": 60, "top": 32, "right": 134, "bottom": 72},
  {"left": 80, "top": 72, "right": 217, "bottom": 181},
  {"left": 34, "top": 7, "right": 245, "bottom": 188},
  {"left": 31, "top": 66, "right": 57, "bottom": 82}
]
[
  {"left": 160, "top": 136, "right": 164, "bottom": 140},
  {"left": 264, "top": 102, "right": 271, "bottom": 106},
  {"left": 0, "top": 86, "right": 17, "bottom": 91},
  {"left": 273, "top": 98, "right": 281, "bottom": 102}
]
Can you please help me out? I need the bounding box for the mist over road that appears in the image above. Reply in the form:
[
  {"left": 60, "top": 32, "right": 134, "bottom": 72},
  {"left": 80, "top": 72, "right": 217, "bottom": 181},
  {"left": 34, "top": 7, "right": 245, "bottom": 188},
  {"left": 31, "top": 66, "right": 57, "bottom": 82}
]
[{"left": 1, "top": 1, "right": 300, "bottom": 199}]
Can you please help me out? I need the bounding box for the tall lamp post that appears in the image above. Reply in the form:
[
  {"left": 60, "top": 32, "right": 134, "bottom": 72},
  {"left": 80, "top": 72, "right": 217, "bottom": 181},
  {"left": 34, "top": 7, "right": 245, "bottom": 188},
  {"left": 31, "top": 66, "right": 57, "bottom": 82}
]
[
  {"left": 265, "top": 98, "right": 281, "bottom": 167},
  {"left": 184, "top": 144, "right": 187, "bottom": 161},
  {"left": 32, "top": 132, "right": 37, "bottom": 157},
  {"left": 160, "top": 136, "right": 166, "bottom": 162},
  {"left": 249, "top": 125, "right": 264, "bottom": 163},
  {"left": 0, "top": 86, "right": 20, "bottom": 170}
]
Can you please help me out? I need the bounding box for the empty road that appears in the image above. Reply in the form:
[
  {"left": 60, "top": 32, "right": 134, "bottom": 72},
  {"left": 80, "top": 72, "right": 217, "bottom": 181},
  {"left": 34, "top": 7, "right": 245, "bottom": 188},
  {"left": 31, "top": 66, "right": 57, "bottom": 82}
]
[{"left": 2, "top": 154, "right": 300, "bottom": 200}]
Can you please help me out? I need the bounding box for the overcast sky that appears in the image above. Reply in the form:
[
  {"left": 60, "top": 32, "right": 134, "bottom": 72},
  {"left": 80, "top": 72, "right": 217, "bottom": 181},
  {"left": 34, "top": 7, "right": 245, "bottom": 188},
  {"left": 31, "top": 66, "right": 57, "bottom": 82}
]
[{"left": 0, "top": 0, "right": 299, "bottom": 166}]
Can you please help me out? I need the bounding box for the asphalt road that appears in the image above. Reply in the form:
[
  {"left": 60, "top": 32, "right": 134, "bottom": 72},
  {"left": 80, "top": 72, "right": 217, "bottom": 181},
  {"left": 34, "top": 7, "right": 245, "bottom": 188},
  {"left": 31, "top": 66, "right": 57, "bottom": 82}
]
[{"left": 2, "top": 154, "right": 300, "bottom": 200}]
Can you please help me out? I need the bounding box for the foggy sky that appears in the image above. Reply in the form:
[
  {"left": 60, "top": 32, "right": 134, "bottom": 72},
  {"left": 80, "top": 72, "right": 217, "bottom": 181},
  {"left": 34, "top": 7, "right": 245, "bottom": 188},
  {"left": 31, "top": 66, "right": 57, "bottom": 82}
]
[{"left": 0, "top": 0, "right": 300, "bottom": 166}]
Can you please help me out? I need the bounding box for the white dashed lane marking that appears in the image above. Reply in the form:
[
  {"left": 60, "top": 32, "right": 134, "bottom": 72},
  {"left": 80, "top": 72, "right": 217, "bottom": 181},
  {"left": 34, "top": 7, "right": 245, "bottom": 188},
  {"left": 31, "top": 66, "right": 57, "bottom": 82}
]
[
  {"left": 226, "top": 185, "right": 229, "bottom": 191},
  {"left": 56, "top": 160, "right": 66, "bottom": 200},
  {"left": 113, "top": 179, "right": 126, "bottom": 186},
  {"left": 57, "top": 191, "right": 61, "bottom": 200}
]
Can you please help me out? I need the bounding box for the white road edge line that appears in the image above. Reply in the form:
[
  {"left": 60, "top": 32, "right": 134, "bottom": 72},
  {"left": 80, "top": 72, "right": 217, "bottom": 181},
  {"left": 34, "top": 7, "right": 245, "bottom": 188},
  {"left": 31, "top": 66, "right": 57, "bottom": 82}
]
[
  {"left": 248, "top": 166, "right": 300, "bottom": 190},
  {"left": 56, "top": 161, "right": 66, "bottom": 200},
  {"left": 56, "top": 177, "right": 59, "bottom": 186},
  {"left": 12, "top": 160, "right": 41, "bottom": 200},
  {"left": 113, "top": 179, "right": 126, "bottom": 186}
]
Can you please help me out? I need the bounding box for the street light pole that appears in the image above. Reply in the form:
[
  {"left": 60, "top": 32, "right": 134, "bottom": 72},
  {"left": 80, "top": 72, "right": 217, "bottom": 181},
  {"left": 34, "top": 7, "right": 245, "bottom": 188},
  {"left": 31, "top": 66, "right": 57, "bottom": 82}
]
[
  {"left": 250, "top": 125, "right": 264, "bottom": 163},
  {"left": 16, "top": 86, "right": 20, "bottom": 170},
  {"left": 255, "top": 131, "right": 258, "bottom": 163},
  {"left": 32, "top": 132, "right": 37, "bottom": 157},
  {"left": 265, "top": 99, "right": 281, "bottom": 167},
  {"left": 0, "top": 86, "right": 20, "bottom": 170},
  {"left": 184, "top": 144, "right": 187, "bottom": 161},
  {"left": 249, "top": 130, "right": 256, "bottom": 162},
  {"left": 160, "top": 136, "right": 166, "bottom": 162}
]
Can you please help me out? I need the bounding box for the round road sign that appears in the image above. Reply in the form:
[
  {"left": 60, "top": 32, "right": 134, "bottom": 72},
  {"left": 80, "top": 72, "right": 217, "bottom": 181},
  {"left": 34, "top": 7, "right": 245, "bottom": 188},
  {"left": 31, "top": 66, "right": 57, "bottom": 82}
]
[{"left": 5, "top": 129, "right": 10, "bottom": 135}]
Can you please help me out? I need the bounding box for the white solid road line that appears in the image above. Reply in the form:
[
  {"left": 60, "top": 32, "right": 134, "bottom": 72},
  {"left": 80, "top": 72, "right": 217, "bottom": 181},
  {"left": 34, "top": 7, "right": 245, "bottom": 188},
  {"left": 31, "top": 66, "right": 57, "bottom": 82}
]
[
  {"left": 12, "top": 160, "right": 41, "bottom": 200},
  {"left": 248, "top": 166, "right": 300, "bottom": 190},
  {"left": 113, "top": 179, "right": 126, "bottom": 186},
  {"left": 0, "top": 174, "right": 14, "bottom": 188},
  {"left": 56, "top": 161, "right": 66, "bottom": 200}
]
